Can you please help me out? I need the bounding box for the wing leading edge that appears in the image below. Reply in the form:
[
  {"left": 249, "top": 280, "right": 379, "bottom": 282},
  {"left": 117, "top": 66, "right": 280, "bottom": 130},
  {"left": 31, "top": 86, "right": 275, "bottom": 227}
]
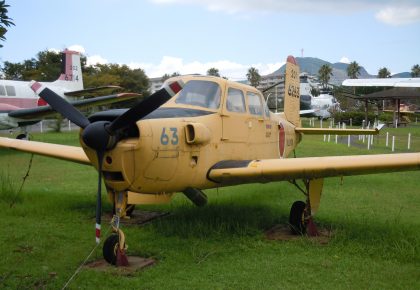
[
  {"left": 208, "top": 154, "right": 420, "bottom": 185},
  {"left": 0, "top": 137, "right": 91, "bottom": 165}
]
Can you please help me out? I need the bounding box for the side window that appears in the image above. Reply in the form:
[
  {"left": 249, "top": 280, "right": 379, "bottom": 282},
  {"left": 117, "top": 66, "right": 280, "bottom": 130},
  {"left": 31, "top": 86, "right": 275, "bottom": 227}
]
[
  {"left": 5, "top": 85, "right": 16, "bottom": 96},
  {"left": 263, "top": 97, "right": 270, "bottom": 117},
  {"left": 0, "top": 85, "right": 6, "bottom": 96},
  {"left": 247, "top": 92, "right": 263, "bottom": 116},
  {"left": 226, "top": 88, "right": 246, "bottom": 113}
]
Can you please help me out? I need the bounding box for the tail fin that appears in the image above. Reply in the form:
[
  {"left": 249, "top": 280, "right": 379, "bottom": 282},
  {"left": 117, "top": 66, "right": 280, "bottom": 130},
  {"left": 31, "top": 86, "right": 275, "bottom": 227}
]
[
  {"left": 51, "top": 49, "right": 83, "bottom": 91},
  {"left": 283, "top": 55, "right": 300, "bottom": 127}
]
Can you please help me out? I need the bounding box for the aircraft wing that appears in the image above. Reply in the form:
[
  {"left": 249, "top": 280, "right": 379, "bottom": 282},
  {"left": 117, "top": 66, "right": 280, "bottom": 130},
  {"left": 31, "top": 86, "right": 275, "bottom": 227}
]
[
  {"left": 342, "top": 78, "right": 420, "bottom": 87},
  {"left": 8, "top": 93, "right": 140, "bottom": 120},
  {"left": 208, "top": 153, "right": 420, "bottom": 185},
  {"left": 64, "top": 85, "right": 122, "bottom": 97},
  {"left": 0, "top": 137, "right": 91, "bottom": 165}
]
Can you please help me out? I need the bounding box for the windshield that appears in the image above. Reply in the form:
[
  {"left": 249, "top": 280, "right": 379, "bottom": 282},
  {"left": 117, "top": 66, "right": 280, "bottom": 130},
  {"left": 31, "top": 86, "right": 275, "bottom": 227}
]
[{"left": 175, "top": 80, "right": 221, "bottom": 109}]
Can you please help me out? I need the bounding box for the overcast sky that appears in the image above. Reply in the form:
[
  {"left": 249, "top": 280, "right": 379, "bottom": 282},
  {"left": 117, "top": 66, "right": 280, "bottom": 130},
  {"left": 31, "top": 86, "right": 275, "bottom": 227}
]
[{"left": 1, "top": 0, "right": 419, "bottom": 79}]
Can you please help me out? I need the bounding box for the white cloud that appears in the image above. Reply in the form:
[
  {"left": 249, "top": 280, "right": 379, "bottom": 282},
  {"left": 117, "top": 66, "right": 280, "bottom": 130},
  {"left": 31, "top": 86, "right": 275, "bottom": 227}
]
[
  {"left": 339, "top": 57, "right": 350, "bottom": 64},
  {"left": 150, "top": 0, "right": 420, "bottom": 25},
  {"left": 86, "top": 55, "right": 109, "bottom": 66},
  {"left": 67, "top": 44, "right": 86, "bottom": 54},
  {"left": 375, "top": 6, "right": 420, "bottom": 26},
  {"left": 128, "top": 56, "right": 284, "bottom": 79}
]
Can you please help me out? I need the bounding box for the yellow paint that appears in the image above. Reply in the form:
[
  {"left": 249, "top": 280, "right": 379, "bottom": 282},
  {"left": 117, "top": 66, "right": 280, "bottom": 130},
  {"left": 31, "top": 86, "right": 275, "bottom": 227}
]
[{"left": 308, "top": 178, "right": 323, "bottom": 215}]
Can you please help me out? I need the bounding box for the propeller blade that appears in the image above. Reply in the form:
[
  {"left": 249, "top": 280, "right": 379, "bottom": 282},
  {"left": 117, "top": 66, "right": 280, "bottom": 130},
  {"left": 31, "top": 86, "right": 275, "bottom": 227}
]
[
  {"left": 95, "top": 151, "right": 104, "bottom": 244},
  {"left": 30, "top": 81, "right": 91, "bottom": 129},
  {"left": 107, "top": 80, "right": 184, "bottom": 133}
]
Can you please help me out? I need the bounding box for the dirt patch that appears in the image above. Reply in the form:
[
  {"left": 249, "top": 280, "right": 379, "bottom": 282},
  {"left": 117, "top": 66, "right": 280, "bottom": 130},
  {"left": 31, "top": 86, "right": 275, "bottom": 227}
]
[
  {"left": 84, "top": 256, "right": 156, "bottom": 275},
  {"left": 264, "top": 224, "right": 332, "bottom": 245}
]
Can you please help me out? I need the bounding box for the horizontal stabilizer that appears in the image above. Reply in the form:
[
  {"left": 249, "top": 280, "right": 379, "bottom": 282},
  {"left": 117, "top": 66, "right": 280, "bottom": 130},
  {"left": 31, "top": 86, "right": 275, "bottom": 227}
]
[{"left": 295, "top": 127, "right": 379, "bottom": 135}]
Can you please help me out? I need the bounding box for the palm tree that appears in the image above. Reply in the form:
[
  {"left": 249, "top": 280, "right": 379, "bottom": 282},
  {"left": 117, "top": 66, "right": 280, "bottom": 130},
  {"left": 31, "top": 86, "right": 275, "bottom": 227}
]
[
  {"left": 206, "top": 67, "right": 220, "bottom": 77},
  {"left": 346, "top": 61, "right": 361, "bottom": 79},
  {"left": 246, "top": 67, "right": 261, "bottom": 88},
  {"left": 0, "top": 1, "right": 14, "bottom": 47},
  {"left": 318, "top": 64, "right": 333, "bottom": 88},
  {"left": 378, "top": 67, "right": 391, "bottom": 78},
  {"left": 411, "top": 64, "right": 420, "bottom": 77}
]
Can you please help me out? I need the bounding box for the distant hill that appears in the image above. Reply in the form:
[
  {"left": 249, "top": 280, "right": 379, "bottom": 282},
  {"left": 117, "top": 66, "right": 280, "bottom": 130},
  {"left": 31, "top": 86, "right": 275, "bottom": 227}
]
[
  {"left": 269, "top": 57, "right": 373, "bottom": 85},
  {"left": 392, "top": 72, "right": 411, "bottom": 78}
]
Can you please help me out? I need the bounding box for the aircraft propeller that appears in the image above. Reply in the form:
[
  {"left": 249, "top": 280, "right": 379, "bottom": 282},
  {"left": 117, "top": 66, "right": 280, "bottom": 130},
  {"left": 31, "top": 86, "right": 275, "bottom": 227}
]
[{"left": 30, "top": 80, "right": 184, "bottom": 243}]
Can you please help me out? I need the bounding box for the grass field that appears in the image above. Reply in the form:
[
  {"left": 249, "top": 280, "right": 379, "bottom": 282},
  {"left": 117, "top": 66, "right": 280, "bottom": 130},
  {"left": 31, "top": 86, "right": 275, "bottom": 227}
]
[{"left": 0, "top": 123, "right": 419, "bottom": 289}]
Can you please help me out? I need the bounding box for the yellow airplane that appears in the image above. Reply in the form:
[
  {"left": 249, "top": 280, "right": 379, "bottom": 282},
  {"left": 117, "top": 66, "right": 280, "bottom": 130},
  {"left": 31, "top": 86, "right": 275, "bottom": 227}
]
[{"left": 1, "top": 56, "right": 419, "bottom": 267}]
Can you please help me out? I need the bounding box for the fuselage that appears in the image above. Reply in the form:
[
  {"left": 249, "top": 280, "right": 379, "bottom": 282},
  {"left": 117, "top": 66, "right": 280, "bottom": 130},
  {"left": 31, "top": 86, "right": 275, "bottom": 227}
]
[
  {"left": 0, "top": 79, "right": 77, "bottom": 129},
  {"left": 82, "top": 75, "right": 301, "bottom": 194}
]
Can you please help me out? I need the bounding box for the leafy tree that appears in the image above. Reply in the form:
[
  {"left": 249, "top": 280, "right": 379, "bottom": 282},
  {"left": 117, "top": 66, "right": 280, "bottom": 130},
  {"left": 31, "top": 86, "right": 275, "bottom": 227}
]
[
  {"left": 378, "top": 67, "right": 391, "bottom": 78},
  {"left": 161, "top": 73, "right": 171, "bottom": 82},
  {"left": 0, "top": 0, "right": 14, "bottom": 47},
  {"left": 206, "top": 67, "right": 220, "bottom": 77},
  {"left": 1, "top": 50, "right": 61, "bottom": 81},
  {"left": 83, "top": 63, "right": 149, "bottom": 94},
  {"left": 411, "top": 64, "right": 420, "bottom": 77},
  {"left": 246, "top": 67, "right": 261, "bottom": 87},
  {"left": 318, "top": 64, "right": 333, "bottom": 88},
  {"left": 346, "top": 61, "right": 361, "bottom": 79}
]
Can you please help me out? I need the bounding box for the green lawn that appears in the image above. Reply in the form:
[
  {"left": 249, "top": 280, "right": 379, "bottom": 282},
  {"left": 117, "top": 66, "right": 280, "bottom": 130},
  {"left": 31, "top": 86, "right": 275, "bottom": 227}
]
[{"left": 0, "top": 127, "right": 419, "bottom": 289}]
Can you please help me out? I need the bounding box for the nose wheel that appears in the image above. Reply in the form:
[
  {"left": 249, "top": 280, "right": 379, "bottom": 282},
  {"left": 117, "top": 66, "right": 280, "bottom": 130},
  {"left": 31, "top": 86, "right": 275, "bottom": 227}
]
[
  {"left": 103, "top": 229, "right": 128, "bottom": 266},
  {"left": 103, "top": 190, "right": 130, "bottom": 266}
]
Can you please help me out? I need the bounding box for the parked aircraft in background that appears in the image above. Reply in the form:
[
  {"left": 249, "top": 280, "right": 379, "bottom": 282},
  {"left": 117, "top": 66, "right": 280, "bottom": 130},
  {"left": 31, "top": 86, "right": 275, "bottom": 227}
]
[
  {"left": 300, "top": 74, "right": 340, "bottom": 119},
  {"left": 0, "top": 49, "right": 139, "bottom": 138}
]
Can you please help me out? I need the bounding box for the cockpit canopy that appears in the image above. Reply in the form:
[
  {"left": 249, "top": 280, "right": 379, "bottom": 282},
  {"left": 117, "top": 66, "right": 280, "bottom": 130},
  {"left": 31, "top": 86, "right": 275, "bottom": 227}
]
[{"left": 175, "top": 80, "right": 221, "bottom": 110}]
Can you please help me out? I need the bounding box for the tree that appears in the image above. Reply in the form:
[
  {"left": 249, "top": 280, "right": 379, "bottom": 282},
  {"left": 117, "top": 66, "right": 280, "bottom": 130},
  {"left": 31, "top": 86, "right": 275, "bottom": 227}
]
[
  {"left": 161, "top": 73, "right": 171, "bottom": 82},
  {"left": 411, "top": 64, "right": 420, "bottom": 77},
  {"left": 346, "top": 61, "right": 361, "bottom": 79},
  {"left": 206, "top": 67, "right": 220, "bottom": 77},
  {"left": 378, "top": 67, "right": 391, "bottom": 78},
  {"left": 1, "top": 50, "right": 61, "bottom": 81},
  {"left": 0, "top": 0, "right": 14, "bottom": 47},
  {"left": 318, "top": 64, "right": 333, "bottom": 88},
  {"left": 246, "top": 67, "right": 261, "bottom": 88}
]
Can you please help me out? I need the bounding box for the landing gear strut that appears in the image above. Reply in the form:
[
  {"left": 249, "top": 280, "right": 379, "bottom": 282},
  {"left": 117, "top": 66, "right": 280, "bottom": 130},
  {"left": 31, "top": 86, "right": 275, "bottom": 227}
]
[
  {"left": 103, "top": 190, "right": 130, "bottom": 266},
  {"left": 289, "top": 178, "right": 324, "bottom": 236}
]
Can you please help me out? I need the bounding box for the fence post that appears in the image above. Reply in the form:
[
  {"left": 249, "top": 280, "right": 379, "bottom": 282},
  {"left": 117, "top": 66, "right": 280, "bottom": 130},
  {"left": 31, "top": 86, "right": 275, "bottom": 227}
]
[
  {"left": 386, "top": 132, "right": 389, "bottom": 147},
  {"left": 392, "top": 136, "right": 395, "bottom": 152},
  {"left": 408, "top": 133, "right": 411, "bottom": 150}
]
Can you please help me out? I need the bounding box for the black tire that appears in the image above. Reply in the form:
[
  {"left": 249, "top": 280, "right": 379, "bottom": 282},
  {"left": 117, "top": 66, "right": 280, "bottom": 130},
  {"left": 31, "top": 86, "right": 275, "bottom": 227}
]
[
  {"left": 103, "top": 234, "right": 120, "bottom": 265},
  {"left": 289, "top": 201, "right": 306, "bottom": 235},
  {"left": 125, "top": 204, "right": 135, "bottom": 217},
  {"left": 16, "top": 133, "right": 28, "bottom": 140}
]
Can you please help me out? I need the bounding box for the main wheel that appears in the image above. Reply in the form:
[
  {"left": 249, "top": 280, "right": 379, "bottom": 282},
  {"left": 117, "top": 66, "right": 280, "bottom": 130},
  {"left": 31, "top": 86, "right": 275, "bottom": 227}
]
[
  {"left": 103, "top": 234, "right": 120, "bottom": 265},
  {"left": 289, "top": 201, "right": 306, "bottom": 235},
  {"left": 125, "top": 204, "right": 135, "bottom": 217},
  {"left": 16, "top": 133, "right": 29, "bottom": 140}
]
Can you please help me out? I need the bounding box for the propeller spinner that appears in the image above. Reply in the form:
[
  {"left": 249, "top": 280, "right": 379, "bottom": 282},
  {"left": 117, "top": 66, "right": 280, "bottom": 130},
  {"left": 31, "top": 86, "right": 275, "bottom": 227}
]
[{"left": 30, "top": 80, "right": 184, "bottom": 243}]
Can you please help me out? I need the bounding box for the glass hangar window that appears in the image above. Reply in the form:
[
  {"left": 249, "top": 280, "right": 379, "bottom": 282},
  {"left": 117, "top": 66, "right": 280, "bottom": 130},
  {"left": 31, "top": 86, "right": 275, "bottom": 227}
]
[{"left": 175, "top": 80, "right": 221, "bottom": 109}]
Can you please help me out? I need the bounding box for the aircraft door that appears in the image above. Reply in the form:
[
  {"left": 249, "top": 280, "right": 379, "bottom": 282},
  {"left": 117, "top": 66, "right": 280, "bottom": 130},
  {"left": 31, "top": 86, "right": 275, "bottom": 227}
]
[
  {"left": 246, "top": 91, "right": 271, "bottom": 157},
  {"left": 221, "top": 87, "right": 249, "bottom": 143}
]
